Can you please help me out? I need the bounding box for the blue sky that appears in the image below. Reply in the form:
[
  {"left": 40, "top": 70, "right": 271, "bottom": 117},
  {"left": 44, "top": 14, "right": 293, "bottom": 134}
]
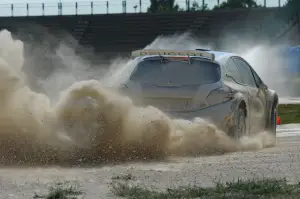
[{"left": 0, "top": 0, "right": 287, "bottom": 16}]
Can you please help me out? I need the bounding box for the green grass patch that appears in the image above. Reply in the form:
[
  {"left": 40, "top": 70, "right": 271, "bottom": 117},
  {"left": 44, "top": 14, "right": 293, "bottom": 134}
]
[
  {"left": 33, "top": 182, "right": 83, "bottom": 199},
  {"left": 278, "top": 104, "right": 300, "bottom": 124},
  {"left": 111, "top": 178, "right": 300, "bottom": 199}
]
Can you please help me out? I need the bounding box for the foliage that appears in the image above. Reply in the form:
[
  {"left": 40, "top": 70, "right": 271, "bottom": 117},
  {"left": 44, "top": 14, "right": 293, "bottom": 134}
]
[
  {"left": 284, "top": 0, "right": 295, "bottom": 6},
  {"left": 190, "top": 1, "right": 209, "bottom": 11},
  {"left": 147, "top": 0, "right": 209, "bottom": 13},
  {"left": 148, "top": 0, "right": 180, "bottom": 13},
  {"left": 112, "top": 178, "right": 300, "bottom": 199},
  {"left": 213, "top": 0, "right": 261, "bottom": 10}
]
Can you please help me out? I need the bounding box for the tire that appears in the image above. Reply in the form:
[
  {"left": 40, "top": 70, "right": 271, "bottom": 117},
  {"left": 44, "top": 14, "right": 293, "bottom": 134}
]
[
  {"left": 231, "top": 108, "right": 247, "bottom": 139},
  {"left": 269, "top": 104, "right": 277, "bottom": 134}
]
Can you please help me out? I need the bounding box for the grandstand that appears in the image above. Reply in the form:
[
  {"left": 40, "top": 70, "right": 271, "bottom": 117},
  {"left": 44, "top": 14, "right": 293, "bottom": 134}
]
[{"left": 0, "top": 1, "right": 298, "bottom": 62}]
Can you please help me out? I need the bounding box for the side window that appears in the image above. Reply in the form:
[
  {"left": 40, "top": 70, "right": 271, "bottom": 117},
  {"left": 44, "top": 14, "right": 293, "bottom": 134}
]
[
  {"left": 251, "top": 69, "right": 262, "bottom": 86},
  {"left": 225, "top": 58, "right": 243, "bottom": 83},
  {"left": 233, "top": 58, "right": 257, "bottom": 87}
]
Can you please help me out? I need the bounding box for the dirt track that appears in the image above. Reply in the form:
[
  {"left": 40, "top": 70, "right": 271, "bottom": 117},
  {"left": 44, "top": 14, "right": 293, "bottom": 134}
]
[{"left": 0, "top": 126, "right": 299, "bottom": 199}]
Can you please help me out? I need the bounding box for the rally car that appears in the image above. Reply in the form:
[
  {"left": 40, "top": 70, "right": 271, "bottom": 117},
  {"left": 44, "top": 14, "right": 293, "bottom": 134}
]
[{"left": 119, "top": 49, "right": 279, "bottom": 138}]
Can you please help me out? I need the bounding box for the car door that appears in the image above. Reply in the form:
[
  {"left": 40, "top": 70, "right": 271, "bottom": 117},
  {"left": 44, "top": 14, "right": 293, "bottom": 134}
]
[
  {"left": 223, "top": 57, "right": 251, "bottom": 133},
  {"left": 232, "top": 57, "right": 268, "bottom": 133},
  {"left": 223, "top": 58, "right": 249, "bottom": 95},
  {"left": 250, "top": 66, "right": 269, "bottom": 124}
]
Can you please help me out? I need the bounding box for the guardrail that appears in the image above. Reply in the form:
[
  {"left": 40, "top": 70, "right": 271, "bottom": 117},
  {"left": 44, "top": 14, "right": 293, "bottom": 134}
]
[
  {"left": 279, "top": 97, "right": 300, "bottom": 104},
  {"left": 0, "top": 0, "right": 285, "bottom": 17}
]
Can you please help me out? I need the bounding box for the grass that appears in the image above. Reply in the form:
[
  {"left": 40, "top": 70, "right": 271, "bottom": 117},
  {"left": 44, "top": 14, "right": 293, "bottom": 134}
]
[
  {"left": 33, "top": 182, "right": 83, "bottom": 199},
  {"left": 111, "top": 178, "right": 300, "bottom": 199},
  {"left": 112, "top": 173, "right": 135, "bottom": 181},
  {"left": 33, "top": 177, "right": 300, "bottom": 198},
  {"left": 278, "top": 104, "right": 300, "bottom": 124}
]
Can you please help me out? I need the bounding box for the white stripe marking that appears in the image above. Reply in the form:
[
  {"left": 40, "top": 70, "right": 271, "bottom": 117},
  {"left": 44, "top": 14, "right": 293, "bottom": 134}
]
[{"left": 277, "top": 130, "right": 300, "bottom": 137}]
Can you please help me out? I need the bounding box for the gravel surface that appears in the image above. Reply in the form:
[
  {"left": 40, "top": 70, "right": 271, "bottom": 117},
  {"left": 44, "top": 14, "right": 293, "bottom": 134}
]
[{"left": 1, "top": 131, "right": 299, "bottom": 199}]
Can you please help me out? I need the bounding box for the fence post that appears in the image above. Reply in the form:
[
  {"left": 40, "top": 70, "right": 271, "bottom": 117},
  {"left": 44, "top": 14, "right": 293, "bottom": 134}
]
[
  {"left": 278, "top": 0, "right": 281, "bottom": 7},
  {"left": 187, "top": 0, "right": 190, "bottom": 11},
  {"left": 27, "top": 3, "right": 29, "bottom": 16},
  {"left": 202, "top": 0, "right": 205, "bottom": 10},
  {"left": 91, "top": 2, "right": 93, "bottom": 15},
  {"left": 264, "top": 0, "right": 266, "bottom": 7},
  {"left": 75, "top": 2, "right": 78, "bottom": 15},
  {"left": 186, "top": 0, "right": 188, "bottom": 11},
  {"left": 139, "top": 0, "right": 142, "bottom": 13},
  {"left": 106, "top": 1, "right": 109, "bottom": 14},
  {"left": 11, "top": 4, "right": 13, "bottom": 17},
  {"left": 122, "top": 0, "right": 126, "bottom": 14},
  {"left": 42, "top": 3, "right": 45, "bottom": 16},
  {"left": 58, "top": 2, "right": 61, "bottom": 15}
]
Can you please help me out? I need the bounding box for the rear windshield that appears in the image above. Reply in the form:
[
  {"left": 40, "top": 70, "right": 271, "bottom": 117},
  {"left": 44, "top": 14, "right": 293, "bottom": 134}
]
[{"left": 129, "top": 59, "right": 221, "bottom": 86}]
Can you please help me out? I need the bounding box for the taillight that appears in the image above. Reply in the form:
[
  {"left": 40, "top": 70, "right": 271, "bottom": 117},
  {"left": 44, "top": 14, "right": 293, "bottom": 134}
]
[{"left": 206, "top": 86, "right": 234, "bottom": 106}]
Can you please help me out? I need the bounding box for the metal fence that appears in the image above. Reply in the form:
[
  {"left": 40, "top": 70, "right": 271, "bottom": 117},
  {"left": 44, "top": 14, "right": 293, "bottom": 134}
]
[{"left": 0, "top": 0, "right": 288, "bottom": 17}]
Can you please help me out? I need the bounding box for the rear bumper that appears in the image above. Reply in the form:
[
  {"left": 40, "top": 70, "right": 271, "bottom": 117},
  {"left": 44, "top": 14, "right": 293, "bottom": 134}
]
[{"left": 165, "top": 99, "right": 236, "bottom": 132}]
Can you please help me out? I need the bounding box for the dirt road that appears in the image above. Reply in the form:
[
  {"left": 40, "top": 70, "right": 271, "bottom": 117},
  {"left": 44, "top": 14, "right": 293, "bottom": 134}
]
[{"left": 1, "top": 126, "right": 300, "bottom": 199}]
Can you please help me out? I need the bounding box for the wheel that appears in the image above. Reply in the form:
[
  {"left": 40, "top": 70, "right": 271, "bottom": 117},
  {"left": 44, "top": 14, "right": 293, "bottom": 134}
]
[
  {"left": 269, "top": 104, "right": 277, "bottom": 134},
  {"left": 230, "top": 108, "right": 247, "bottom": 139}
]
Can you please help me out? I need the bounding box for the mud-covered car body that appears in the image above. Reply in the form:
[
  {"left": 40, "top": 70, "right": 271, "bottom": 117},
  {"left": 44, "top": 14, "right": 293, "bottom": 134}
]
[{"left": 120, "top": 49, "right": 279, "bottom": 137}]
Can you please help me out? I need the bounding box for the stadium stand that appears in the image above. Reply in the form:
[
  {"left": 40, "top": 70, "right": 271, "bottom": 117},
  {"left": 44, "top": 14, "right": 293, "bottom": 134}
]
[
  {"left": 75, "top": 8, "right": 280, "bottom": 53},
  {"left": 0, "top": 3, "right": 298, "bottom": 60}
]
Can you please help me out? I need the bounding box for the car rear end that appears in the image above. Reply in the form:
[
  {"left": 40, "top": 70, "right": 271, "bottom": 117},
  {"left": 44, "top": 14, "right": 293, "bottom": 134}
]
[{"left": 120, "top": 50, "right": 237, "bottom": 130}]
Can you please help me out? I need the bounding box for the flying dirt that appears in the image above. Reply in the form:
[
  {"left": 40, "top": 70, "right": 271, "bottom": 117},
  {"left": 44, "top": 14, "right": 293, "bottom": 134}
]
[{"left": 0, "top": 30, "right": 276, "bottom": 166}]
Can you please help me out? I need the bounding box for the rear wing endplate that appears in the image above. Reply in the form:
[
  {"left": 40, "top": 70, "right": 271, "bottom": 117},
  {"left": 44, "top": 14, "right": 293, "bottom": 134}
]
[{"left": 131, "top": 49, "right": 215, "bottom": 61}]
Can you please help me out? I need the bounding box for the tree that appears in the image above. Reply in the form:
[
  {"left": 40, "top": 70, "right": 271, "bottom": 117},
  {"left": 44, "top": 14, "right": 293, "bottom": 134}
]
[
  {"left": 213, "top": 0, "right": 261, "bottom": 10},
  {"left": 190, "top": 1, "right": 209, "bottom": 11},
  {"left": 283, "top": 0, "right": 294, "bottom": 6},
  {"left": 148, "top": 0, "right": 180, "bottom": 13}
]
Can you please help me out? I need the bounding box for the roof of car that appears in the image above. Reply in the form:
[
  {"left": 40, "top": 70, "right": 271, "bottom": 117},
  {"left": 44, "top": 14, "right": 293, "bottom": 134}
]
[{"left": 208, "top": 50, "right": 236, "bottom": 59}]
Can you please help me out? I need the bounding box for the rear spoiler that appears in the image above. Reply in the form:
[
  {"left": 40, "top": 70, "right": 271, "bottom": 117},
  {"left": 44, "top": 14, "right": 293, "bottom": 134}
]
[{"left": 131, "top": 49, "right": 215, "bottom": 61}]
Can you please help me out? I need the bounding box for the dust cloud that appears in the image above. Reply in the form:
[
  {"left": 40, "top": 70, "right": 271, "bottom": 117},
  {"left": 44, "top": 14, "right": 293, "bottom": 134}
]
[
  {"left": 241, "top": 45, "right": 291, "bottom": 97},
  {"left": 0, "top": 30, "right": 276, "bottom": 166}
]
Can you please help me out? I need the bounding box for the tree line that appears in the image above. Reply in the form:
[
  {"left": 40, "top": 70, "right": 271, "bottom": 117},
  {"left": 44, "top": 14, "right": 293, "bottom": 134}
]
[{"left": 148, "top": 0, "right": 294, "bottom": 13}]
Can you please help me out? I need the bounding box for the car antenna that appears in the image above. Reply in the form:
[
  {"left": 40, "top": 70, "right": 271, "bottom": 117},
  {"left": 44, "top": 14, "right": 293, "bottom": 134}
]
[
  {"left": 187, "top": 55, "right": 191, "bottom": 65},
  {"left": 159, "top": 53, "right": 168, "bottom": 64}
]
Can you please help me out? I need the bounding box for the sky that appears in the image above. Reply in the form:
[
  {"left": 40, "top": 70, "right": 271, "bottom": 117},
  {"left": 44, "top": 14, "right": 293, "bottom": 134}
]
[{"left": 0, "top": 0, "right": 287, "bottom": 17}]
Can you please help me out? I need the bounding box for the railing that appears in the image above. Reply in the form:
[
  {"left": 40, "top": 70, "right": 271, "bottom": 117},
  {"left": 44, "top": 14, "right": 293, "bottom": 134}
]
[{"left": 0, "top": 0, "right": 287, "bottom": 17}]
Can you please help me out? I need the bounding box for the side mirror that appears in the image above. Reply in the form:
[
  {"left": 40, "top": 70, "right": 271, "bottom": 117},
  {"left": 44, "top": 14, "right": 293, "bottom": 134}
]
[{"left": 259, "top": 83, "right": 268, "bottom": 90}]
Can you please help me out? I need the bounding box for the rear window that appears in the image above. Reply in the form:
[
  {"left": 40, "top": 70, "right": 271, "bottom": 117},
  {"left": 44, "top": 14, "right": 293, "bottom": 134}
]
[{"left": 129, "top": 59, "right": 220, "bottom": 86}]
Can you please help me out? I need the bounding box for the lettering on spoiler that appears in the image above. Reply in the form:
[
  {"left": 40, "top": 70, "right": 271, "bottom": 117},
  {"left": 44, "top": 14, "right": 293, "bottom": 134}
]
[{"left": 131, "top": 49, "right": 215, "bottom": 61}]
